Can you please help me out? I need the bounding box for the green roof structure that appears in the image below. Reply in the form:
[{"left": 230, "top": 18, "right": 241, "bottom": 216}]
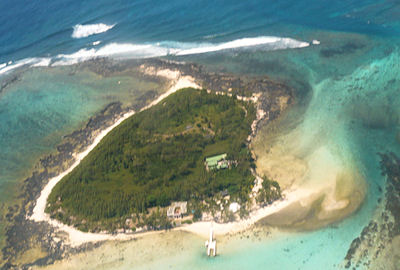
[{"left": 205, "top": 153, "right": 228, "bottom": 170}]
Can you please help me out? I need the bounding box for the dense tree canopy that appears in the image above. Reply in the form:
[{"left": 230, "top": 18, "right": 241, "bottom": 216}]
[{"left": 47, "top": 88, "right": 256, "bottom": 229}]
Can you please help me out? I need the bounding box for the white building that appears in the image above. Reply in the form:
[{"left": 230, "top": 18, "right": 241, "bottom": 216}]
[
  {"left": 229, "top": 202, "right": 240, "bottom": 213},
  {"left": 167, "top": 201, "right": 188, "bottom": 219}
]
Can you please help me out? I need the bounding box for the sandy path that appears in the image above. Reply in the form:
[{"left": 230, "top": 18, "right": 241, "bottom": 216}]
[{"left": 29, "top": 70, "right": 200, "bottom": 247}]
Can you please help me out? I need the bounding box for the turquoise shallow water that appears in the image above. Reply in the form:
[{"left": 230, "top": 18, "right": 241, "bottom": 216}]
[
  {"left": 148, "top": 33, "right": 399, "bottom": 269},
  {"left": 1, "top": 0, "right": 400, "bottom": 268},
  {"left": 126, "top": 34, "right": 400, "bottom": 270},
  {"left": 0, "top": 66, "right": 163, "bottom": 252},
  {"left": 23, "top": 31, "right": 400, "bottom": 270},
  {"left": 0, "top": 12, "right": 400, "bottom": 269},
  {"left": 0, "top": 67, "right": 161, "bottom": 202}
]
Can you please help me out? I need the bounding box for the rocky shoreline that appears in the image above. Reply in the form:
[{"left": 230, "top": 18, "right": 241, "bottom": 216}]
[
  {"left": 0, "top": 57, "right": 294, "bottom": 269},
  {"left": 2, "top": 102, "right": 130, "bottom": 269}
]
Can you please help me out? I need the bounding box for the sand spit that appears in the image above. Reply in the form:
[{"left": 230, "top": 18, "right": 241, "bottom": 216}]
[
  {"left": 253, "top": 114, "right": 367, "bottom": 230},
  {"left": 179, "top": 188, "right": 314, "bottom": 238}
]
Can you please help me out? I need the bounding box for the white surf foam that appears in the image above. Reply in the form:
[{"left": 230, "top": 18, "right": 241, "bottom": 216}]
[
  {"left": 53, "top": 36, "right": 310, "bottom": 65},
  {"left": 0, "top": 57, "right": 53, "bottom": 75},
  {"left": 52, "top": 43, "right": 170, "bottom": 66},
  {"left": 32, "top": 58, "right": 52, "bottom": 67},
  {"left": 0, "top": 58, "right": 38, "bottom": 75},
  {"left": 1, "top": 36, "right": 313, "bottom": 74},
  {"left": 71, "top": 23, "right": 115, "bottom": 39},
  {"left": 175, "top": 36, "right": 309, "bottom": 55}
]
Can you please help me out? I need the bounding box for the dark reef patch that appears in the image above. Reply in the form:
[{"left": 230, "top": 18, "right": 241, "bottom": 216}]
[
  {"left": 0, "top": 73, "right": 22, "bottom": 96},
  {"left": 320, "top": 42, "right": 366, "bottom": 58},
  {"left": 344, "top": 152, "right": 400, "bottom": 269}
]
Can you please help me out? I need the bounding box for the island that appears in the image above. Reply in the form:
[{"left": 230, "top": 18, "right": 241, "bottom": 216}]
[{"left": 46, "top": 87, "right": 281, "bottom": 233}]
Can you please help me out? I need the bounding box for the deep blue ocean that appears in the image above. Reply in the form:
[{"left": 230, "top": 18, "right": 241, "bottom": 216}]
[
  {"left": 1, "top": 0, "right": 400, "bottom": 269},
  {"left": 0, "top": 0, "right": 399, "bottom": 65}
]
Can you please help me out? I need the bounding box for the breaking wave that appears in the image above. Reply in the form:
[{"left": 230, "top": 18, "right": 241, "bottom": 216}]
[
  {"left": 0, "top": 58, "right": 37, "bottom": 75},
  {"left": 174, "top": 36, "right": 310, "bottom": 55},
  {"left": 0, "top": 36, "right": 312, "bottom": 74},
  {"left": 54, "top": 36, "right": 310, "bottom": 65},
  {"left": 71, "top": 23, "right": 115, "bottom": 39}
]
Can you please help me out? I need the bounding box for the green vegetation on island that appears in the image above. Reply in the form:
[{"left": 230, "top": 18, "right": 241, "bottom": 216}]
[
  {"left": 256, "top": 176, "right": 282, "bottom": 205},
  {"left": 46, "top": 88, "right": 278, "bottom": 232}
]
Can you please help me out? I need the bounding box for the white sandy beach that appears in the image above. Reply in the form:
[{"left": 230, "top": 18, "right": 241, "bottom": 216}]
[
  {"left": 179, "top": 188, "right": 316, "bottom": 238},
  {"left": 29, "top": 109, "right": 136, "bottom": 246}
]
